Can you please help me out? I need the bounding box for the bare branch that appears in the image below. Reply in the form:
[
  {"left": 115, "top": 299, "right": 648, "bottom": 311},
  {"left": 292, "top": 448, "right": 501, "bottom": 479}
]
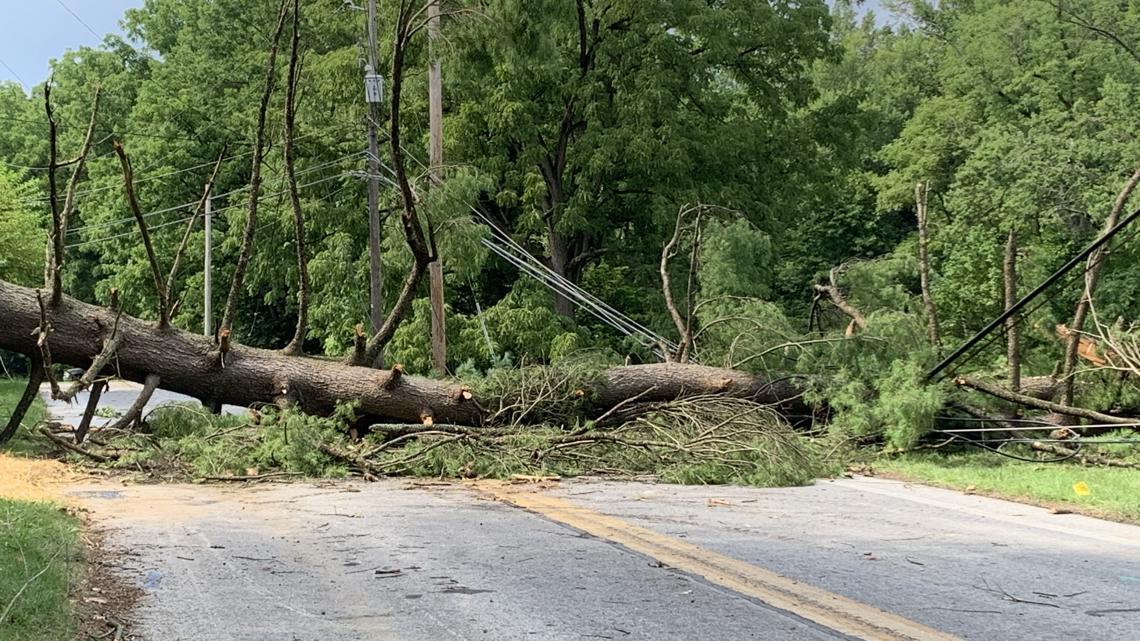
[
  {"left": 113, "top": 140, "right": 169, "bottom": 327},
  {"left": 53, "top": 87, "right": 104, "bottom": 307},
  {"left": 283, "top": 0, "right": 311, "bottom": 356},
  {"left": 1003, "top": 228, "right": 1020, "bottom": 392},
  {"left": 43, "top": 84, "right": 62, "bottom": 305},
  {"left": 812, "top": 267, "right": 867, "bottom": 332},
  {"left": 74, "top": 380, "right": 107, "bottom": 444},
  {"left": 220, "top": 0, "right": 291, "bottom": 338},
  {"left": 661, "top": 205, "right": 694, "bottom": 362},
  {"left": 105, "top": 374, "right": 161, "bottom": 432},
  {"left": 956, "top": 376, "right": 1135, "bottom": 425},
  {"left": 167, "top": 145, "right": 227, "bottom": 302},
  {"left": 35, "top": 291, "right": 60, "bottom": 399},
  {"left": 39, "top": 426, "right": 112, "bottom": 463},
  {"left": 354, "top": 0, "right": 437, "bottom": 366}
]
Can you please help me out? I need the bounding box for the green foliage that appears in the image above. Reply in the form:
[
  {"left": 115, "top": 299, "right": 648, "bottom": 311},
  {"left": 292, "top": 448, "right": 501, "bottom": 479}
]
[
  {"left": 0, "top": 168, "right": 44, "bottom": 287},
  {"left": 473, "top": 354, "right": 614, "bottom": 426},
  {"left": 698, "top": 217, "right": 773, "bottom": 300},
  {"left": 0, "top": 499, "right": 80, "bottom": 641},
  {"left": 366, "top": 397, "right": 838, "bottom": 487},
  {"left": 110, "top": 403, "right": 357, "bottom": 479},
  {"left": 822, "top": 356, "right": 945, "bottom": 449}
]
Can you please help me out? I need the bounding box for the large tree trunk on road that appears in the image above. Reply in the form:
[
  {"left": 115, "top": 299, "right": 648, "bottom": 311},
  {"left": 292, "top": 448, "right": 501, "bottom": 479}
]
[{"left": 0, "top": 280, "right": 811, "bottom": 426}]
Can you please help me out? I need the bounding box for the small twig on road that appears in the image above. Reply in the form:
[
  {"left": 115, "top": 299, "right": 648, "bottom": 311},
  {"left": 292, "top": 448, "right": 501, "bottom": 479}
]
[
  {"left": 39, "top": 426, "right": 113, "bottom": 462},
  {"left": 975, "top": 578, "right": 1061, "bottom": 608},
  {"left": 199, "top": 472, "right": 299, "bottom": 482}
]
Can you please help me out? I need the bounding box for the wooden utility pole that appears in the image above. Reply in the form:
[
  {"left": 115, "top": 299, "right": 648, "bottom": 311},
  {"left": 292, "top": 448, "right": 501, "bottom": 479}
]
[
  {"left": 427, "top": 0, "right": 447, "bottom": 375},
  {"left": 203, "top": 193, "right": 213, "bottom": 336},
  {"left": 365, "top": 0, "right": 385, "bottom": 365}
]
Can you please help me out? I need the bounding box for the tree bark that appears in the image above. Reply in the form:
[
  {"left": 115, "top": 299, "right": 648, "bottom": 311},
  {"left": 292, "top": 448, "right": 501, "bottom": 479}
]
[
  {"left": 0, "top": 280, "right": 811, "bottom": 426},
  {"left": 955, "top": 376, "right": 1134, "bottom": 425},
  {"left": 915, "top": 182, "right": 941, "bottom": 350},
  {"left": 106, "top": 373, "right": 161, "bottom": 432},
  {"left": 813, "top": 267, "right": 866, "bottom": 332},
  {"left": 1003, "top": 229, "right": 1020, "bottom": 393},
  {"left": 75, "top": 380, "right": 107, "bottom": 445}
]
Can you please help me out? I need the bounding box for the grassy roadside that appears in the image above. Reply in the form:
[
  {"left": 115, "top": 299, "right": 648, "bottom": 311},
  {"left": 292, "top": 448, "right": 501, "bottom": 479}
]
[
  {"left": 876, "top": 451, "right": 1140, "bottom": 524},
  {"left": 0, "top": 499, "right": 81, "bottom": 641},
  {"left": 1, "top": 379, "right": 81, "bottom": 641}
]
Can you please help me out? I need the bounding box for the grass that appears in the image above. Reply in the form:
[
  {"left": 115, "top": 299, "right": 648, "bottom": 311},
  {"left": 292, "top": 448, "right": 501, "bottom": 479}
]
[
  {"left": 0, "top": 499, "right": 81, "bottom": 641},
  {"left": 0, "top": 379, "right": 48, "bottom": 456},
  {"left": 877, "top": 449, "right": 1140, "bottom": 524}
]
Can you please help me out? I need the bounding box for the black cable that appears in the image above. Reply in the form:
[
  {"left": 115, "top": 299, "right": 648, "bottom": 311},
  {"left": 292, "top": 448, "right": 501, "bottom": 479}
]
[
  {"left": 938, "top": 221, "right": 1140, "bottom": 380},
  {"left": 942, "top": 432, "right": 1081, "bottom": 463}
]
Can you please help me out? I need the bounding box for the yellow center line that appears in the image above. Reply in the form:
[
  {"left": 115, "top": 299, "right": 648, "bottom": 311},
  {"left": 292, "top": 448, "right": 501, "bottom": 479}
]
[{"left": 476, "top": 481, "right": 965, "bottom": 641}]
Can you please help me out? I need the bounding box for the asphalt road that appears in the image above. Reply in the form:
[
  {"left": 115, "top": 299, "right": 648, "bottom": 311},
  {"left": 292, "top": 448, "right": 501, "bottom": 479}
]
[
  {"left": 46, "top": 386, "right": 1140, "bottom": 640},
  {"left": 66, "top": 476, "right": 1140, "bottom": 641}
]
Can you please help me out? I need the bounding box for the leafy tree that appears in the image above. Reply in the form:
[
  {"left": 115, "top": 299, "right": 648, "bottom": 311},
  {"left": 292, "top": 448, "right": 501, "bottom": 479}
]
[
  {"left": 0, "top": 168, "right": 43, "bottom": 286},
  {"left": 446, "top": 0, "right": 834, "bottom": 317}
]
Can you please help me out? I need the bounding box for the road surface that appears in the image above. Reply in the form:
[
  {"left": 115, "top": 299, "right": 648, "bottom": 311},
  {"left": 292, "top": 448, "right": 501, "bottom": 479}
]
[
  {"left": 45, "top": 385, "right": 1140, "bottom": 640},
  {"left": 66, "top": 477, "right": 1140, "bottom": 641}
]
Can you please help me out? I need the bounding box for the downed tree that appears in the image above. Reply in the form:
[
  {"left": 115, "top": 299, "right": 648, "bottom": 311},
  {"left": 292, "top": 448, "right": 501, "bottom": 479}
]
[{"left": 0, "top": 279, "right": 811, "bottom": 427}]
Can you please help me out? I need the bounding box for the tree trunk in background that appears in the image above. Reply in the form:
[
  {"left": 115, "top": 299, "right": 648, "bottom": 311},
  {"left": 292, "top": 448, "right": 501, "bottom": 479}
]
[
  {"left": 548, "top": 224, "right": 577, "bottom": 318},
  {"left": 1003, "top": 229, "right": 1020, "bottom": 393},
  {"left": 915, "top": 182, "right": 941, "bottom": 351}
]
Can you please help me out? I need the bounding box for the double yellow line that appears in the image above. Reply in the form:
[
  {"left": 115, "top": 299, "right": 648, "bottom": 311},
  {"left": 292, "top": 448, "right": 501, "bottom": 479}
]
[{"left": 479, "top": 482, "right": 964, "bottom": 641}]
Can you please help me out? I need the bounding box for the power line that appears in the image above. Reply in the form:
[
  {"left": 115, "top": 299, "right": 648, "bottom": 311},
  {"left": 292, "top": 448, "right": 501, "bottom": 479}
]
[
  {"left": 937, "top": 220, "right": 1140, "bottom": 381},
  {"left": 365, "top": 149, "right": 676, "bottom": 353},
  {"left": 0, "top": 56, "right": 27, "bottom": 87},
  {"left": 54, "top": 0, "right": 102, "bottom": 39},
  {"left": 66, "top": 152, "right": 364, "bottom": 236},
  {"left": 66, "top": 169, "right": 359, "bottom": 250}
]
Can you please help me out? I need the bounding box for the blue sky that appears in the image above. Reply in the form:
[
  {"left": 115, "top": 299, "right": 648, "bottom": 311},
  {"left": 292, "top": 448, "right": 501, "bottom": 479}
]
[
  {"left": 0, "top": 0, "right": 893, "bottom": 92},
  {"left": 0, "top": 0, "right": 143, "bottom": 91}
]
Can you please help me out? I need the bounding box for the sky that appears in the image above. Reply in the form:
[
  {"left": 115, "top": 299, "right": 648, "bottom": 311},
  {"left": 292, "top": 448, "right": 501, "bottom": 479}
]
[
  {"left": 0, "top": 0, "right": 894, "bottom": 92},
  {"left": 0, "top": 0, "right": 143, "bottom": 92}
]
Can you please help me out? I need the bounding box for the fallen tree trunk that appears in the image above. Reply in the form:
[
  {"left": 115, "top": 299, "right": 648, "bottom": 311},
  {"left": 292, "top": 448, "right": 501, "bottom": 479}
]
[{"left": 0, "top": 280, "right": 811, "bottom": 426}]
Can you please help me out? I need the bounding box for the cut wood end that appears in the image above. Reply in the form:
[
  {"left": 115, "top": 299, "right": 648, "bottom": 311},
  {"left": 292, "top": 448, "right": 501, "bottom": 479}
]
[
  {"left": 354, "top": 323, "right": 364, "bottom": 338},
  {"left": 382, "top": 364, "right": 405, "bottom": 390},
  {"left": 573, "top": 389, "right": 585, "bottom": 398},
  {"left": 455, "top": 387, "right": 473, "bottom": 401},
  {"left": 420, "top": 413, "right": 434, "bottom": 426}
]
